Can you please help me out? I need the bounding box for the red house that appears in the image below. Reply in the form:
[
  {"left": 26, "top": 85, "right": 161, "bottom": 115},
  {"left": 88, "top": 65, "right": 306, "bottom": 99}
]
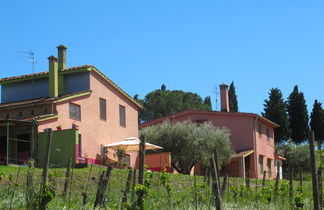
[{"left": 140, "top": 84, "right": 285, "bottom": 179}]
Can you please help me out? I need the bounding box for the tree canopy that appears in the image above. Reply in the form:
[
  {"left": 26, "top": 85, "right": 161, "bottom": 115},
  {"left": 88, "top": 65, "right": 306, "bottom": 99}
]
[
  {"left": 286, "top": 85, "right": 309, "bottom": 144},
  {"left": 277, "top": 141, "right": 311, "bottom": 178},
  {"left": 310, "top": 100, "right": 324, "bottom": 141},
  {"left": 137, "top": 84, "right": 212, "bottom": 122},
  {"left": 228, "top": 81, "right": 238, "bottom": 112},
  {"left": 140, "top": 121, "right": 233, "bottom": 174},
  {"left": 262, "top": 88, "right": 290, "bottom": 144}
]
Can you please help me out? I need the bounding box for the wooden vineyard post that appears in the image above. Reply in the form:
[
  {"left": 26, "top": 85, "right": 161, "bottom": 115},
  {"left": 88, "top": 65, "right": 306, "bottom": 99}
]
[
  {"left": 274, "top": 169, "right": 280, "bottom": 201},
  {"left": 41, "top": 129, "right": 52, "bottom": 186},
  {"left": 82, "top": 163, "right": 93, "bottom": 206},
  {"left": 207, "top": 169, "right": 211, "bottom": 186},
  {"left": 131, "top": 169, "right": 137, "bottom": 201},
  {"left": 310, "top": 131, "right": 320, "bottom": 210},
  {"left": 137, "top": 136, "right": 146, "bottom": 209},
  {"left": 39, "top": 128, "right": 53, "bottom": 210},
  {"left": 289, "top": 173, "right": 293, "bottom": 206},
  {"left": 9, "top": 166, "right": 21, "bottom": 210},
  {"left": 210, "top": 154, "right": 222, "bottom": 210},
  {"left": 214, "top": 150, "right": 221, "bottom": 190},
  {"left": 94, "top": 165, "right": 113, "bottom": 208},
  {"left": 317, "top": 170, "right": 322, "bottom": 209},
  {"left": 62, "top": 158, "right": 72, "bottom": 197},
  {"left": 26, "top": 159, "right": 35, "bottom": 210},
  {"left": 221, "top": 174, "right": 228, "bottom": 198},
  {"left": 67, "top": 160, "right": 75, "bottom": 210},
  {"left": 262, "top": 170, "right": 266, "bottom": 187},
  {"left": 27, "top": 159, "right": 35, "bottom": 189},
  {"left": 299, "top": 170, "right": 303, "bottom": 193},
  {"left": 121, "top": 169, "right": 134, "bottom": 210},
  {"left": 245, "top": 171, "right": 250, "bottom": 189},
  {"left": 204, "top": 168, "right": 208, "bottom": 183}
]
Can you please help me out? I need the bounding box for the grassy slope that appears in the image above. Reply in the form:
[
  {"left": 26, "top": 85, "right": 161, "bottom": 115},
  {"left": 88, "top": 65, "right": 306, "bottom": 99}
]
[{"left": 0, "top": 165, "right": 316, "bottom": 209}]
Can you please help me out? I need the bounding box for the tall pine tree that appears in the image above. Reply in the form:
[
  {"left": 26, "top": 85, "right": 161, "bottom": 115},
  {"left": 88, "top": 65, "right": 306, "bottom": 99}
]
[
  {"left": 204, "top": 96, "right": 212, "bottom": 111},
  {"left": 310, "top": 100, "right": 324, "bottom": 141},
  {"left": 228, "top": 81, "right": 238, "bottom": 112},
  {"left": 262, "top": 88, "right": 290, "bottom": 144},
  {"left": 286, "top": 85, "right": 309, "bottom": 143}
]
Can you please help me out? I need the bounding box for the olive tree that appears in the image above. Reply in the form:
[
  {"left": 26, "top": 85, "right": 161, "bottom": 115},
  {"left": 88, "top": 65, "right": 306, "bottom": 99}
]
[
  {"left": 140, "top": 121, "right": 233, "bottom": 174},
  {"left": 277, "top": 141, "right": 311, "bottom": 178}
]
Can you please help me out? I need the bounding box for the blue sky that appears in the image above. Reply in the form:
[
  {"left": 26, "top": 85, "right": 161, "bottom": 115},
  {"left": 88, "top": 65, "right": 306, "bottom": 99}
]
[{"left": 1, "top": 1, "right": 323, "bottom": 115}]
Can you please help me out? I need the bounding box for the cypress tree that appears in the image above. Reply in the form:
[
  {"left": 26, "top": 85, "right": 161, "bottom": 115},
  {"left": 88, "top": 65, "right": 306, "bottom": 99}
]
[
  {"left": 262, "top": 88, "right": 290, "bottom": 144},
  {"left": 310, "top": 100, "right": 324, "bottom": 141},
  {"left": 286, "top": 85, "right": 309, "bottom": 143},
  {"left": 204, "top": 96, "right": 212, "bottom": 111},
  {"left": 228, "top": 81, "right": 238, "bottom": 112}
]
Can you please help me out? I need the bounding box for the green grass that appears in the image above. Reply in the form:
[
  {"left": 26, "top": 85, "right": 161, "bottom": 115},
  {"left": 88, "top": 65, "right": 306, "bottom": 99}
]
[{"left": 0, "top": 165, "right": 318, "bottom": 209}]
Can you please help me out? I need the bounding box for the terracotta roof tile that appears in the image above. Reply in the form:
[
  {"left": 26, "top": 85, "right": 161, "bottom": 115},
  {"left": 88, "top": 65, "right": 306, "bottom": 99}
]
[
  {"left": 0, "top": 90, "right": 91, "bottom": 109},
  {"left": 0, "top": 71, "right": 48, "bottom": 82},
  {"left": 139, "top": 109, "right": 279, "bottom": 128},
  {"left": 0, "top": 65, "right": 93, "bottom": 82},
  {"left": 0, "top": 64, "right": 142, "bottom": 109}
]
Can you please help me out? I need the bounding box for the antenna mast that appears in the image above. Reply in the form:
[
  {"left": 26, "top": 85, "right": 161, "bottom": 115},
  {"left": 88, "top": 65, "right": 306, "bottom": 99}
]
[
  {"left": 215, "top": 86, "right": 220, "bottom": 111},
  {"left": 19, "top": 50, "right": 39, "bottom": 96}
]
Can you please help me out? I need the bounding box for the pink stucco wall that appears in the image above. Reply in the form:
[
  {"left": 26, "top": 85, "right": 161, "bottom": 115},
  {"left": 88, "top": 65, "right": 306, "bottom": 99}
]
[
  {"left": 159, "top": 112, "right": 255, "bottom": 152},
  {"left": 38, "top": 70, "right": 139, "bottom": 166},
  {"left": 255, "top": 123, "right": 276, "bottom": 179},
  {"left": 140, "top": 110, "right": 277, "bottom": 179}
]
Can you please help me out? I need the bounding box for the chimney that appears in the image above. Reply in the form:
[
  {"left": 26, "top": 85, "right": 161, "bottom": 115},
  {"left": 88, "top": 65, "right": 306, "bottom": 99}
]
[
  {"left": 48, "top": 56, "right": 59, "bottom": 97},
  {"left": 219, "top": 83, "right": 229, "bottom": 112},
  {"left": 57, "top": 45, "right": 67, "bottom": 71}
]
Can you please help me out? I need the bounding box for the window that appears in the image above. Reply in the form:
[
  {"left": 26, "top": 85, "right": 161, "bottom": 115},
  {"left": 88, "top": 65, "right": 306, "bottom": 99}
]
[
  {"left": 258, "top": 123, "right": 262, "bottom": 137},
  {"left": 78, "top": 134, "right": 82, "bottom": 158},
  {"left": 99, "top": 98, "right": 107, "bottom": 121},
  {"left": 259, "top": 155, "right": 264, "bottom": 174},
  {"left": 267, "top": 159, "right": 272, "bottom": 177},
  {"left": 69, "top": 103, "right": 81, "bottom": 120},
  {"left": 119, "top": 105, "right": 126, "bottom": 127},
  {"left": 266, "top": 128, "right": 270, "bottom": 141}
]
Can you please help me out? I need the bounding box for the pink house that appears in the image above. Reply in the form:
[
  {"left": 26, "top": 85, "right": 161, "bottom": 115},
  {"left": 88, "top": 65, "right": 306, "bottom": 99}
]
[
  {"left": 140, "top": 84, "right": 284, "bottom": 179},
  {"left": 0, "top": 45, "right": 141, "bottom": 167}
]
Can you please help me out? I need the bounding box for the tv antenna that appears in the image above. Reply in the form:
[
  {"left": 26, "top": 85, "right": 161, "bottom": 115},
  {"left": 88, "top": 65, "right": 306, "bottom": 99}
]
[
  {"left": 18, "top": 50, "right": 39, "bottom": 74},
  {"left": 18, "top": 50, "right": 40, "bottom": 96},
  {"left": 214, "top": 86, "right": 220, "bottom": 111}
]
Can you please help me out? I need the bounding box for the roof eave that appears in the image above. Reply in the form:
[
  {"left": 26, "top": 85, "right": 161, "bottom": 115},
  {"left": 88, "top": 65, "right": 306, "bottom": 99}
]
[{"left": 0, "top": 65, "right": 143, "bottom": 110}]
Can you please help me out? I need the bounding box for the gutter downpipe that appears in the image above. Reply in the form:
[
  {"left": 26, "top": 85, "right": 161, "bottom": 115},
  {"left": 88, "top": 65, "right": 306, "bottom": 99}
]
[
  {"left": 6, "top": 122, "right": 9, "bottom": 165},
  {"left": 253, "top": 116, "right": 258, "bottom": 179}
]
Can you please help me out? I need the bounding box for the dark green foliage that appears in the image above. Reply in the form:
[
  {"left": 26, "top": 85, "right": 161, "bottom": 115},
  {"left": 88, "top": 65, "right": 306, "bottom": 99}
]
[
  {"left": 133, "top": 94, "right": 144, "bottom": 124},
  {"left": 228, "top": 81, "right": 238, "bottom": 112},
  {"left": 310, "top": 100, "right": 324, "bottom": 141},
  {"left": 133, "top": 94, "right": 140, "bottom": 101},
  {"left": 286, "top": 86, "right": 309, "bottom": 143},
  {"left": 141, "top": 121, "right": 233, "bottom": 174},
  {"left": 138, "top": 85, "right": 212, "bottom": 122},
  {"left": 262, "top": 88, "right": 290, "bottom": 144},
  {"left": 161, "top": 84, "right": 166, "bottom": 91},
  {"left": 204, "top": 96, "right": 212, "bottom": 110},
  {"left": 278, "top": 142, "right": 311, "bottom": 178}
]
